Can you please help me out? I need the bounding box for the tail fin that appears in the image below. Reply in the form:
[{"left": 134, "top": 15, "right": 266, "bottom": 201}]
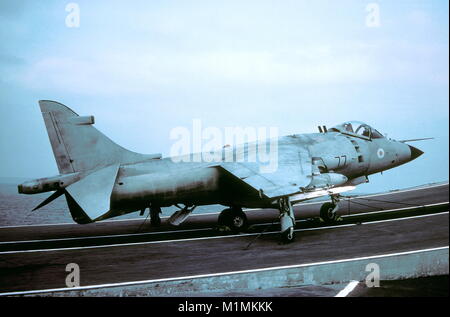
[{"left": 39, "top": 100, "right": 161, "bottom": 173}]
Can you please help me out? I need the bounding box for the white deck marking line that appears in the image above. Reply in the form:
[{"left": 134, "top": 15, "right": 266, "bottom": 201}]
[
  {"left": 1, "top": 201, "right": 447, "bottom": 245},
  {"left": 0, "top": 227, "right": 212, "bottom": 245},
  {"left": 342, "top": 201, "right": 448, "bottom": 218},
  {"left": 335, "top": 280, "right": 359, "bottom": 297},
  {"left": 246, "top": 182, "right": 449, "bottom": 211},
  {"left": 354, "top": 212, "right": 449, "bottom": 225},
  {"left": 1, "top": 182, "right": 447, "bottom": 229},
  {"left": 299, "top": 212, "right": 449, "bottom": 232},
  {"left": 0, "top": 246, "right": 447, "bottom": 297},
  {"left": 0, "top": 211, "right": 447, "bottom": 254}
]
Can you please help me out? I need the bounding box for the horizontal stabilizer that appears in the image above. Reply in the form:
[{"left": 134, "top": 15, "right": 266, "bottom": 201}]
[{"left": 65, "top": 164, "right": 120, "bottom": 221}]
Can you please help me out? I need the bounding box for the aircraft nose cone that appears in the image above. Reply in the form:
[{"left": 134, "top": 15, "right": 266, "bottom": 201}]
[{"left": 408, "top": 145, "right": 424, "bottom": 161}]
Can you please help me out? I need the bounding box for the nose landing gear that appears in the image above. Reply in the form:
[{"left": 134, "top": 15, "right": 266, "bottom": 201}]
[{"left": 319, "top": 195, "right": 341, "bottom": 224}]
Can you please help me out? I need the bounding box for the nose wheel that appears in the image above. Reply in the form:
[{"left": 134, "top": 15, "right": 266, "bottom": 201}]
[
  {"left": 320, "top": 195, "right": 341, "bottom": 224},
  {"left": 218, "top": 207, "right": 249, "bottom": 232}
]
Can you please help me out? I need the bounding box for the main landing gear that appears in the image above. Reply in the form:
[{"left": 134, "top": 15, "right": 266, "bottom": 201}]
[
  {"left": 218, "top": 198, "right": 297, "bottom": 243},
  {"left": 319, "top": 195, "right": 341, "bottom": 224},
  {"left": 218, "top": 206, "right": 249, "bottom": 232},
  {"left": 278, "top": 197, "right": 296, "bottom": 243},
  {"left": 138, "top": 205, "right": 161, "bottom": 231},
  {"left": 150, "top": 206, "right": 162, "bottom": 227}
]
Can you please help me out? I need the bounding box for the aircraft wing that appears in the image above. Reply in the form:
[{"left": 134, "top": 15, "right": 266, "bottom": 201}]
[{"left": 219, "top": 138, "right": 313, "bottom": 199}]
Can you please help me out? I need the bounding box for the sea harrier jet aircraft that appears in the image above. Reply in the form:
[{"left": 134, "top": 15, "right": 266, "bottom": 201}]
[{"left": 18, "top": 101, "right": 426, "bottom": 242}]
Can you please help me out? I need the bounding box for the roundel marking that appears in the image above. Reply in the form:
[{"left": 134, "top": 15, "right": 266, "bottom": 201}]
[{"left": 377, "top": 148, "right": 385, "bottom": 159}]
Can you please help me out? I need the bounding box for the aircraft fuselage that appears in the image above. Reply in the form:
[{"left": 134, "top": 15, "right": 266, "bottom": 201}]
[{"left": 107, "top": 131, "right": 415, "bottom": 217}]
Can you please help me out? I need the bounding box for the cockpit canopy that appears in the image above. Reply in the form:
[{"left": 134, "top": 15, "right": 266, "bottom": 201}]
[{"left": 329, "top": 121, "right": 384, "bottom": 139}]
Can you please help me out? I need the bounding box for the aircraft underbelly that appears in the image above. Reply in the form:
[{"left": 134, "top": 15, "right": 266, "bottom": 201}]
[{"left": 110, "top": 167, "right": 222, "bottom": 211}]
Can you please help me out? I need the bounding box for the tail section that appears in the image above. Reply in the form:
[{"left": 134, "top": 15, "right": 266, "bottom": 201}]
[
  {"left": 24, "top": 100, "right": 162, "bottom": 223},
  {"left": 39, "top": 100, "right": 161, "bottom": 174}
]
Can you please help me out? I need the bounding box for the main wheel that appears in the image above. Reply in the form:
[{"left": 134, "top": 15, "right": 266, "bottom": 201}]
[
  {"left": 218, "top": 208, "right": 249, "bottom": 232},
  {"left": 320, "top": 202, "right": 339, "bottom": 224}
]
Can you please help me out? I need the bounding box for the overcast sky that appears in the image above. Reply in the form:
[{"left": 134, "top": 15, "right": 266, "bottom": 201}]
[{"left": 0, "top": 0, "right": 448, "bottom": 192}]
